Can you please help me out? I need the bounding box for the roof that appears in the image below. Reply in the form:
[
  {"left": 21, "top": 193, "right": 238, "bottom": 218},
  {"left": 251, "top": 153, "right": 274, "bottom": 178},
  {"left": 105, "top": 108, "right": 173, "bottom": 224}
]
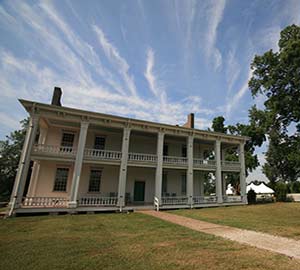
[{"left": 19, "top": 99, "right": 250, "bottom": 142}]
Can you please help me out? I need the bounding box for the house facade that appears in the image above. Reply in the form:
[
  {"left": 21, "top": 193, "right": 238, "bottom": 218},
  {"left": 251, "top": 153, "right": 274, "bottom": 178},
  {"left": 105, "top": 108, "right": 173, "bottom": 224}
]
[{"left": 9, "top": 89, "right": 249, "bottom": 215}]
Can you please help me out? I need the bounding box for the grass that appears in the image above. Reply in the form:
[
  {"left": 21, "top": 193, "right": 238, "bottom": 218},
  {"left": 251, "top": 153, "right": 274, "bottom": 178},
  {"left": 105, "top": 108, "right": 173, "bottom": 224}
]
[
  {"left": 0, "top": 212, "right": 300, "bottom": 270},
  {"left": 172, "top": 202, "right": 300, "bottom": 240}
]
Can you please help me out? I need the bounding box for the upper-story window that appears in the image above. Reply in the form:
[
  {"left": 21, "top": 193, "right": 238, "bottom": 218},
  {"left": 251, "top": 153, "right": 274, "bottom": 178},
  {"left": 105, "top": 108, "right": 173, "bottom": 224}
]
[
  {"left": 182, "top": 145, "right": 187, "bottom": 157},
  {"left": 163, "top": 144, "right": 168, "bottom": 156},
  {"left": 53, "top": 167, "right": 69, "bottom": 192},
  {"left": 88, "top": 169, "right": 102, "bottom": 192},
  {"left": 94, "top": 136, "right": 106, "bottom": 150},
  {"left": 61, "top": 132, "right": 75, "bottom": 147}
]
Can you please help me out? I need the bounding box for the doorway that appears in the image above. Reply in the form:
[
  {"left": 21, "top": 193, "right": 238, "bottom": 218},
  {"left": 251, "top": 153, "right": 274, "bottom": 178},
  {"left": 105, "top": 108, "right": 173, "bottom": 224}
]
[{"left": 134, "top": 181, "right": 145, "bottom": 202}]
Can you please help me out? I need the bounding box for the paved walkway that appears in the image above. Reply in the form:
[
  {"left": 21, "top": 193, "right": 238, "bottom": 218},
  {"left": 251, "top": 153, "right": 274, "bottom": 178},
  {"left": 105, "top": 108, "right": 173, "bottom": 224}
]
[{"left": 140, "top": 210, "right": 300, "bottom": 260}]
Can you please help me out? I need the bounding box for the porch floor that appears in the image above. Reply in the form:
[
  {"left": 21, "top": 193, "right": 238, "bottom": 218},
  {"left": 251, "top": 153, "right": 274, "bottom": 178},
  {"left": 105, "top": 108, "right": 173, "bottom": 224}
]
[{"left": 15, "top": 201, "right": 247, "bottom": 215}]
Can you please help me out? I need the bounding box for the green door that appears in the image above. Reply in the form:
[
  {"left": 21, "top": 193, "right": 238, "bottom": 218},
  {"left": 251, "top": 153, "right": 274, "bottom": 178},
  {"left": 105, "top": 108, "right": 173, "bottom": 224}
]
[{"left": 134, "top": 181, "right": 145, "bottom": 202}]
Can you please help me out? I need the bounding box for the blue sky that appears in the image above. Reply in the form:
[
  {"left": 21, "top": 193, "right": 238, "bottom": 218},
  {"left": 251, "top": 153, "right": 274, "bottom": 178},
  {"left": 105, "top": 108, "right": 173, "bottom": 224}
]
[{"left": 0, "top": 0, "right": 299, "bottom": 181}]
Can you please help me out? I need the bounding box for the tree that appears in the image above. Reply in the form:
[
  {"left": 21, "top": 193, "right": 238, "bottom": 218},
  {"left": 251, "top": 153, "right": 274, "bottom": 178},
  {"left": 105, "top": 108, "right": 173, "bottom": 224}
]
[
  {"left": 0, "top": 119, "right": 28, "bottom": 201},
  {"left": 211, "top": 111, "right": 266, "bottom": 174},
  {"left": 248, "top": 24, "right": 300, "bottom": 184},
  {"left": 211, "top": 114, "right": 266, "bottom": 195},
  {"left": 211, "top": 116, "right": 227, "bottom": 133}
]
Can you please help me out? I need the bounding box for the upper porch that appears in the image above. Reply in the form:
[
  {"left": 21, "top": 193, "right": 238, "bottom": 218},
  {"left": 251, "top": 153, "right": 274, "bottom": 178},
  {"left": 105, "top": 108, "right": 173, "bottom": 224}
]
[{"left": 31, "top": 116, "right": 242, "bottom": 172}]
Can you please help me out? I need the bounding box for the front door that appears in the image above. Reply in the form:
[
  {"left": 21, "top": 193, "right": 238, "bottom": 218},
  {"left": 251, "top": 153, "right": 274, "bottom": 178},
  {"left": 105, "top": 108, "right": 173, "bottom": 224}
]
[{"left": 134, "top": 181, "right": 145, "bottom": 202}]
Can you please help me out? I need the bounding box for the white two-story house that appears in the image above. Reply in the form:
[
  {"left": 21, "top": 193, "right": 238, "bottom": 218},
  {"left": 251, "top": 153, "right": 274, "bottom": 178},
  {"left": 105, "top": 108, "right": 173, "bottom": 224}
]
[{"left": 9, "top": 88, "right": 248, "bottom": 215}]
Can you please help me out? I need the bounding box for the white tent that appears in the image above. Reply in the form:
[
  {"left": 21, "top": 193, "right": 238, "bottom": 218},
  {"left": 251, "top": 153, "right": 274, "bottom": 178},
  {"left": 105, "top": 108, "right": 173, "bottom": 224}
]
[
  {"left": 247, "top": 182, "right": 274, "bottom": 194},
  {"left": 226, "top": 184, "right": 235, "bottom": 195}
]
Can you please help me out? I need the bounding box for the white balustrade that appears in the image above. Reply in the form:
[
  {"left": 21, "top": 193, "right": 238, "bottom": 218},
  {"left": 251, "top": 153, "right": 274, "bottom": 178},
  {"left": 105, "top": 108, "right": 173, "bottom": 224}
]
[
  {"left": 79, "top": 196, "right": 118, "bottom": 206},
  {"left": 33, "top": 144, "right": 76, "bottom": 156},
  {"left": 154, "top": 196, "right": 160, "bottom": 211},
  {"left": 221, "top": 160, "right": 241, "bottom": 169},
  {"left": 163, "top": 156, "right": 188, "bottom": 166},
  {"left": 193, "top": 159, "right": 216, "bottom": 167},
  {"left": 23, "top": 197, "right": 68, "bottom": 207},
  {"left": 161, "top": 196, "right": 188, "bottom": 205},
  {"left": 223, "top": 195, "right": 242, "bottom": 203},
  {"left": 128, "top": 152, "right": 157, "bottom": 163},
  {"left": 84, "top": 149, "right": 122, "bottom": 160},
  {"left": 193, "top": 196, "right": 217, "bottom": 204}
]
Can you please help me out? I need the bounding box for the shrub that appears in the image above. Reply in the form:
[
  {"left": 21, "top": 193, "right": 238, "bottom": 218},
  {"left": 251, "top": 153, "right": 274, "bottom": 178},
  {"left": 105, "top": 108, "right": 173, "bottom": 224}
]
[
  {"left": 291, "top": 181, "right": 300, "bottom": 193},
  {"left": 275, "top": 182, "right": 288, "bottom": 202},
  {"left": 247, "top": 189, "right": 256, "bottom": 204}
]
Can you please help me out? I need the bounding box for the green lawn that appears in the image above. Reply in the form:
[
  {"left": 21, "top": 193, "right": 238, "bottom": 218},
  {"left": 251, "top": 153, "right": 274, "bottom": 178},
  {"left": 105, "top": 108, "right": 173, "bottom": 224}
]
[
  {"left": 172, "top": 203, "right": 300, "bottom": 240},
  {"left": 0, "top": 213, "right": 299, "bottom": 270}
]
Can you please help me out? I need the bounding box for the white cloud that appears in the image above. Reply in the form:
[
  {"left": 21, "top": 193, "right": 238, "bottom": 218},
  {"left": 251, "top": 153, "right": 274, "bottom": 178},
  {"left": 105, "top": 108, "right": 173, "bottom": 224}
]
[
  {"left": 226, "top": 49, "right": 240, "bottom": 93},
  {"left": 0, "top": 2, "right": 215, "bottom": 136},
  {"left": 144, "top": 48, "right": 163, "bottom": 99},
  {"left": 203, "top": 0, "right": 226, "bottom": 71},
  {"left": 38, "top": 1, "right": 125, "bottom": 96},
  {"left": 93, "top": 25, "right": 137, "bottom": 96},
  {"left": 225, "top": 69, "right": 252, "bottom": 117}
]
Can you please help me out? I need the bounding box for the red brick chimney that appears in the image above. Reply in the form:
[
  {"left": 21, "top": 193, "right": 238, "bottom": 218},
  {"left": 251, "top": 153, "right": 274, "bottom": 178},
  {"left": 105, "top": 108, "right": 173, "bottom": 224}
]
[
  {"left": 51, "top": 87, "right": 62, "bottom": 106},
  {"left": 182, "top": 113, "right": 194, "bottom": 128}
]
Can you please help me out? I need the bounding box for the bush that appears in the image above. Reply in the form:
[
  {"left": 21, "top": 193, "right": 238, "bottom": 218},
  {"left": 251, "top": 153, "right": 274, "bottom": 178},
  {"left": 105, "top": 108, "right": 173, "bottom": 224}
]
[
  {"left": 247, "top": 189, "right": 256, "bottom": 204},
  {"left": 291, "top": 181, "right": 300, "bottom": 193},
  {"left": 275, "top": 182, "right": 288, "bottom": 202}
]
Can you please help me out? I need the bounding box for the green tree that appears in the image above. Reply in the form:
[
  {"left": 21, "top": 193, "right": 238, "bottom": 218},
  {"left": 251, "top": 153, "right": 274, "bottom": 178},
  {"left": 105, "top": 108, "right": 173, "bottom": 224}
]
[
  {"left": 211, "top": 111, "right": 266, "bottom": 174},
  {"left": 0, "top": 119, "right": 28, "bottom": 201},
  {"left": 211, "top": 116, "right": 227, "bottom": 133},
  {"left": 211, "top": 113, "right": 266, "bottom": 195},
  {"left": 248, "top": 24, "right": 300, "bottom": 184}
]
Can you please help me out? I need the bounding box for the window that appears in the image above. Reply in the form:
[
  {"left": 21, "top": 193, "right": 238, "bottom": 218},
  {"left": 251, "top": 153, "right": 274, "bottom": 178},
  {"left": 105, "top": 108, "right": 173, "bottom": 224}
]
[
  {"left": 163, "top": 144, "right": 168, "bottom": 156},
  {"left": 88, "top": 169, "right": 102, "bottom": 192},
  {"left": 94, "top": 136, "right": 105, "bottom": 150},
  {"left": 162, "top": 173, "right": 168, "bottom": 195},
  {"left": 182, "top": 145, "right": 187, "bottom": 157},
  {"left": 53, "top": 168, "right": 69, "bottom": 192},
  {"left": 181, "top": 174, "right": 187, "bottom": 194},
  {"left": 61, "top": 132, "right": 75, "bottom": 147}
]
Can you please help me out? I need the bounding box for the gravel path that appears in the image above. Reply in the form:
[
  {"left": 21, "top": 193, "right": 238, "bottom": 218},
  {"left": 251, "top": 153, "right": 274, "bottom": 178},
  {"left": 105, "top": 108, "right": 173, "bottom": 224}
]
[{"left": 140, "top": 210, "right": 300, "bottom": 260}]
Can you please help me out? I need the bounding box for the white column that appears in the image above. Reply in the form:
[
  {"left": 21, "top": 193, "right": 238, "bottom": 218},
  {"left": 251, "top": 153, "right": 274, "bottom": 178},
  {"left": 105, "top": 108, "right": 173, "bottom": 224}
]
[
  {"left": 187, "top": 135, "right": 194, "bottom": 206},
  {"left": 27, "top": 161, "right": 40, "bottom": 197},
  {"left": 9, "top": 115, "right": 40, "bottom": 212},
  {"left": 239, "top": 142, "right": 247, "bottom": 203},
  {"left": 222, "top": 173, "right": 227, "bottom": 196},
  {"left": 117, "top": 127, "right": 131, "bottom": 208},
  {"left": 215, "top": 140, "right": 223, "bottom": 203},
  {"left": 27, "top": 126, "right": 48, "bottom": 197},
  {"left": 68, "top": 121, "right": 89, "bottom": 208},
  {"left": 155, "top": 132, "right": 164, "bottom": 205}
]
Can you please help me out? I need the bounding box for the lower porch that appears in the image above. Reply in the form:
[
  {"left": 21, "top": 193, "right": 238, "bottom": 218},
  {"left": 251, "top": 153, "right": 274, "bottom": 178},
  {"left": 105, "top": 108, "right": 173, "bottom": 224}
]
[{"left": 18, "top": 160, "right": 246, "bottom": 213}]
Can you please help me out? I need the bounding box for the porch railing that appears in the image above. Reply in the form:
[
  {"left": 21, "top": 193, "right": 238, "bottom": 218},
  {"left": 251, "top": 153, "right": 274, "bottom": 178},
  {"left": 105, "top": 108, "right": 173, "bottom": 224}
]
[
  {"left": 193, "top": 196, "right": 218, "bottom": 204},
  {"left": 221, "top": 160, "right": 241, "bottom": 170},
  {"left": 78, "top": 196, "right": 118, "bottom": 206},
  {"left": 163, "top": 156, "right": 188, "bottom": 166},
  {"left": 22, "top": 197, "right": 68, "bottom": 207},
  {"left": 193, "top": 159, "right": 216, "bottom": 167},
  {"left": 161, "top": 196, "right": 188, "bottom": 205},
  {"left": 128, "top": 152, "right": 157, "bottom": 163},
  {"left": 32, "top": 144, "right": 76, "bottom": 156},
  {"left": 84, "top": 149, "right": 122, "bottom": 160},
  {"left": 154, "top": 196, "right": 159, "bottom": 211},
  {"left": 223, "top": 195, "right": 242, "bottom": 203}
]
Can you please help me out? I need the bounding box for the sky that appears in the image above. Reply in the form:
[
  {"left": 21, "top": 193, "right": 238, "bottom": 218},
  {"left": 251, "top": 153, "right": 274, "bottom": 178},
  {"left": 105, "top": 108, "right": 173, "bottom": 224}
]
[{"left": 0, "top": 0, "right": 299, "bottom": 182}]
